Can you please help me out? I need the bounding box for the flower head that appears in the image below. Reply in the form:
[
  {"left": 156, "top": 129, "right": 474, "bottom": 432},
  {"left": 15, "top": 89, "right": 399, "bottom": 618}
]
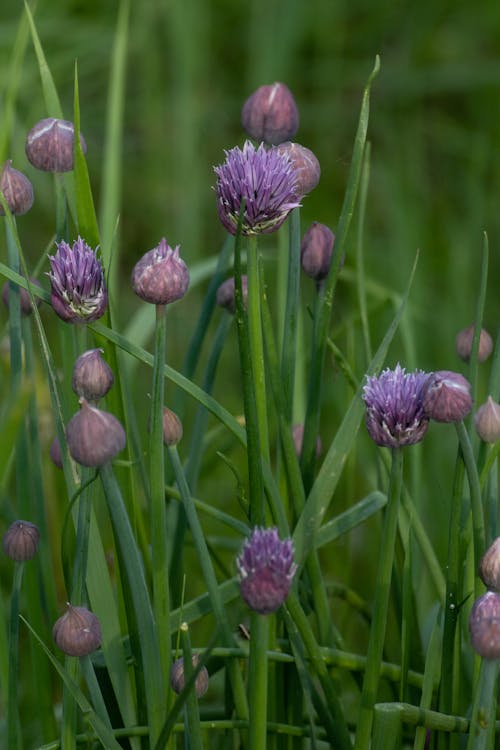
[
  {"left": 237, "top": 527, "right": 297, "bottom": 614},
  {"left": 362, "top": 364, "right": 430, "bottom": 448},
  {"left": 131, "top": 238, "right": 189, "bottom": 305},
  {"left": 214, "top": 140, "right": 300, "bottom": 236},
  {"left": 48, "top": 237, "right": 107, "bottom": 323}
]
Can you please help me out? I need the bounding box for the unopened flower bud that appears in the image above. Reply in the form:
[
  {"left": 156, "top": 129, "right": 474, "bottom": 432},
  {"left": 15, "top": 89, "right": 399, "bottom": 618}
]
[
  {"left": 276, "top": 141, "right": 320, "bottom": 196},
  {"left": 149, "top": 407, "right": 183, "bottom": 446},
  {"left": 455, "top": 324, "right": 493, "bottom": 363},
  {"left": 170, "top": 655, "right": 209, "bottom": 698},
  {"left": 469, "top": 591, "right": 500, "bottom": 660},
  {"left": 292, "top": 424, "right": 322, "bottom": 458},
  {"left": 301, "top": 222, "right": 335, "bottom": 281},
  {"left": 474, "top": 397, "right": 500, "bottom": 443},
  {"left": 3, "top": 520, "right": 40, "bottom": 561},
  {"left": 72, "top": 349, "right": 114, "bottom": 402},
  {"left": 26, "top": 118, "right": 86, "bottom": 173},
  {"left": 0, "top": 160, "right": 34, "bottom": 215},
  {"left": 422, "top": 370, "right": 472, "bottom": 423},
  {"left": 237, "top": 527, "right": 297, "bottom": 614},
  {"left": 50, "top": 436, "right": 63, "bottom": 469},
  {"left": 66, "top": 399, "right": 126, "bottom": 467},
  {"left": 479, "top": 537, "right": 500, "bottom": 592},
  {"left": 131, "top": 239, "right": 189, "bottom": 305},
  {"left": 216, "top": 276, "right": 248, "bottom": 314},
  {"left": 53, "top": 604, "right": 101, "bottom": 656},
  {"left": 241, "top": 82, "right": 299, "bottom": 145},
  {"left": 2, "top": 277, "right": 42, "bottom": 316}
]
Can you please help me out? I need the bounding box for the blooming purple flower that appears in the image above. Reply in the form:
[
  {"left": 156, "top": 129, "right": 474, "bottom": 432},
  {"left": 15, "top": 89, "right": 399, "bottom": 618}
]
[
  {"left": 237, "top": 527, "right": 297, "bottom": 615},
  {"left": 48, "top": 237, "right": 107, "bottom": 323},
  {"left": 214, "top": 140, "right": 301, "bottom": 236},
  {"left": 362, "top": 364, "right": 430, "bottom": 448}
]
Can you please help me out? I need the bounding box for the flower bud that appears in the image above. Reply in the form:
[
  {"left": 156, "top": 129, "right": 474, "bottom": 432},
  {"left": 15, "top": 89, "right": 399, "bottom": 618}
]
[
  {"left": 53, "top": 604, "right": 102, "bottom": 656},
  {"left": 474, "top": 397, "right": 500, "bottom": 443},
  {"left": 216, "top": 276, "right": 248, "bottom": 314},
  {"left": 170, "top": 655, "right": 209, "bottom": 698},
  {"left": 72, "top": 349, "right": 114, "bottom": 402},
  {"left": 2, "top": 277, "right": 42, "bottom": 316},
  {"left": 292, "top": 424, "right": 322, "bottom": 458},
  {"left": 422, "top": 370, "right": 472, "bottom": 423},
  {"left": 455, "top": 324, "right": 493, "bottom": 363},
  {"left": 0, "top": 160, "right": 34, "bottom": 215},
  {"left": 275, "top": 141, "right": 320, "bottom": 196},
  {"left": 3, "top": 520, "right": 40, "bottom": 561},
  {"left": 241, "top": 82, "right": 299, "bottom": 145},
  {"left": 66, "top": 399, "right": 126, "bottom": 467},
  {"left": 131, "top": 239, "right": 189, "bottom": 305},
  {"left": 161, "top": 407, "right": 183, "bottom": 446},
  {"left": 469, "top": 591, "right": 500, "bottom": 660},
  {"left": 300, "top": 222, "right": 335, "bottom": 282},
  {"left": 50, "top": 436, "right": 63, "bottom": 469},
  {"left": 479, "top": 537, "right": 500, "bottom": 592},
  {"left": 26, "top": 118, "right": 86, "bottom": 173}
]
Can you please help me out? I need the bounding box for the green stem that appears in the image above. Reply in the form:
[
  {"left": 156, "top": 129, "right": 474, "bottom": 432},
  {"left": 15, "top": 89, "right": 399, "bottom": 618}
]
[
  {"left": 455, "top": 421, "right": 485, "bottom": 572},
  {"left": 249, "top": 614, "right": 269, "bottom": 750},
  {"left": 466, "top": 658, "right": 498, "bottom": 750},
  {"left": 7, "top": 562, "right": 24, "bottom": 750},
  {"left": 280, "top": 207, "right": 301, "bottom": 423},
  {"left": 180, "top": 625, "right": 204, "bottom": 750},
  {"left": 247, "top": 235, "right": 269, "bottom": 464},
  {"left": 354, "top": 447, "right": 404, "bottom": 749}
]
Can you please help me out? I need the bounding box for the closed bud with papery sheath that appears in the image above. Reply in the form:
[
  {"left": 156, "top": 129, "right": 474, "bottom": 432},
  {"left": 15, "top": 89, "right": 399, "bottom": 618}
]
[
  {"left": 469, "top": 591, "right": 500, "bottom": 660},
  {"left": 276, "top": 141, "right": 321, "bottom": 196},
  {"left": 216, "top": 276, "right": 248, "bottom": 314},
  {"left": 422, "top": 370, "right": 472, "bottom": 423},
  {"left": 53, "top": 604, "right": 101, "bottom": 656},
  {"left": 474, "top": 397, "right": 500, "bottom": 443},
  {"left": 149, "top": 407, "right": 183, "bottom": 446},
  {"left": 72, "top": 349, "right": 114, "bottom": 402},
  {"left": 170, "top": 655, "right": 209, "bottom": 698},
  {"left": 131, "top": 238, "right": 189, "bottom": 305},
  {"left": 66, "top": 399, "right": 126, "bottom": 467},
  {"left": 3, "top": 520, "right": 40, "bottom": 562},
  {"left": 0, "top": 160, "right": 34, "bottom": 215},
  {"left": 455, "top": 324, "right": 493, "bottom": 363},
  {"left": 242, "top": 82, "right": 299, "bottom": 145},
  {"left": 48, "top": 237, "right": 107, "bottom": 324},
  {"left": 479, "top": 537, "right": 500, "bottom": 592},
  {"left": 301, "top": 222, "right": 335, "bottom": 281},
  {"left": 26, "top": 118, "right": 86, "bottom": 173},
  {"left": 237, "top": 527, "right": 297, "bottom": 614}
]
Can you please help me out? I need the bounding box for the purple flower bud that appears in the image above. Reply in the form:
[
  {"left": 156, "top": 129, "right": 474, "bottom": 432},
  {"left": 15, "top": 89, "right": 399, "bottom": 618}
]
[
  {"left": 455, "top": 324, "right": 493, "bottom": 363},
  {"left": 300, "top": 222, "right": 335, "bottom": 281},
  {"left": 26, "top": 118, "right": 86, "bottom": 173},
  {"left": 0, "top": 160, "right": 34, "bottom": 215},
  {"left": 53, "top": 604, "right": 102, "bottom": 656},
  {"left": 241, "top": 82, "right": 299, "bottom": 145},
  {"left": 2, "top": 277, "right": 42, "bottom": 316},
  {"left": 479, "top": 537, "right": 500, "bottom": 592},
  {"left": 50, "top": 436, "right": 63, "bottom": 469},
  {"left": 237, "top": 527, "right": 297, "bottom": 615},
  {"left": 131, "top": 238, "right": 189, "bottom": 305},
  {"left": 170, "top": 655, "right": 209, "bottom": 698},
  {"left": 72, "top": 349, "right": 114, "bottom": 402},
  {"left": 362, "top": 364, "right": 430, "bottom": 448},
  {"left": 214, "top": 141, "right": 301, "bottom": 236},
  {"left": 48, "top": 237, "right": 107, "bottom": 324},
  {"left": 3, "top": 520, "right": 40, "bottom": 562},
  {"left": 216, "top": 276, "right": 248, "bottom": 314},
  {"left": 148, "top": 407, "right": 183, "bottom": 446},
  {"left": 66, "top": 399, "right": 126, "bottom": 467},
  {"left": 422, "top": 370, "right": 472, "bottom": 423},
  {"left": 275, "top": 141, "right": 321, "bottom": 196},
  {"left": 474, "top": 397, "right": 500, "bottom": 443},
  {"left": 292, "top": 424, "right": 322, "bottom": 458},
  {"left": 469, "top": 591, "right": 500, "bottom": 660}
]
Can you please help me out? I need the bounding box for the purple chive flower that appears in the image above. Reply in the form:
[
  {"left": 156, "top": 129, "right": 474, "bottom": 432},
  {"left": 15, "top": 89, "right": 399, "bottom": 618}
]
[
  {"left": 362, "top": 364, "right": 430, "bottom": 448},
  {"left": 131, "top": 238, "right": 189, "bottom": 305},
  {"left": 214, "top": 140, "right": 301, "bottom": 236},
  {"left": 237, "top": 527, "right": 297, "bottom": 615},
  {"left": 48, "top": 237, "right": 107, "bottom": 323}
]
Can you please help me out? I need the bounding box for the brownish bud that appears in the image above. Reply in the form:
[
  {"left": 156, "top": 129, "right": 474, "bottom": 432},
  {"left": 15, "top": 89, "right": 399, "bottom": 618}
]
[
  {"left": 455, "top": 324, "right": 493, "bottom": 363},
  {"left": 3, "top": 520, "right": 40, "bottom": 562},
  {"left": 53, "top": 604, "right": 102, "bottom": 656},
  {"left": 275, "top": 142, "right": 320, "bottom": 196},
  {"left": 422, "top": 371, "right": 472, "bottom": 423},
  {"left": 474, "top": 397, "right": 500, "bottom": 443},
  {"left": 241, "top": 82, "right": 299, "bottom": 145},
  {"left": 72, "top": 349, "right": 114, "bottom": 402},
  {"left": 66, "top": 399, "right": 126, "bottom": 467},
  {"left": 479, "top": 537, "right": 500, "bottom": 592},
  {"left": 469, "top": 592, "right": 500, "bottom": 660},
  {"left": 170, "top": 655, "right": 209, "bottom": 698},
  {"left": 26, "top": 118, "right": 86, "bottom": 173},
  {"left": 301, "top": 223, "right": 335, "bottom": 281},
  {"left": 50, "top": 436, "right": 63, "bottom": 469},
  {"left": 216, "top": 276, "right": 248, "bottom": 314},
  {"left": 0, "top": 160, "right": 34, "bottom": 215}
]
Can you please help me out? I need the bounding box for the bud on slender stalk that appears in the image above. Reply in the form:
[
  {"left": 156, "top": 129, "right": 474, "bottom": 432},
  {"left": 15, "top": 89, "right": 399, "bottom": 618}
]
[
  {"left": 72, "top": 349, "right": 114, "bottom": 402},
  {"left": 0, "top": 160, "right": 34, "bottom": 215},
  {"left": 149, "top": 407, "right": 183, "bottom": 446},
  {"left": 300, "top": 222, "right": 335, "bottom": 282},
  {"left": 3, "top": 520, "right": 40, "bottom": 562},
  {"left": 53, "top": 604, "right": 102, "bottom": 656},
  {"left": 170, "top": 655, "right": 209, "bottom": 698},
  {"left": 479, "top": 537, "right": 500, "bottom": 592},
  {"left": 66, "top": 399, "right": 126, "bottom": 467},
  {"left": 241, "top": 82, "right": 299, "bottom": 145},
  {"left": 474, "top": 397, "right": 500, "bottom": 443},
  {"left": 131, "top": 238, "right": 189, "bottom": 305},
  {"left": 26, "top": 118, "right": 86, "bottom": 173},
  {"left": 216, "top": 276, "right": 248, "bottom": 314},
  {"left": 455, "top": 324, "right": 493, "bottom": 363},
  {"left": 276, "top": 141, "right": 321, "bottom": 196}
]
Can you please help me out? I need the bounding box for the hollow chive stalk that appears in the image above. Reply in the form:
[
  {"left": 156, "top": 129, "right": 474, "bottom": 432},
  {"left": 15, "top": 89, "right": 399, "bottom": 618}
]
[
  {"left": 7, "top": 562, "right": 24, "bottom": 750},
  {"left": 354, "top": 446, "right": 404, "bottom": 749},
  {"left": 466, "top": 658, "right": 499, "bottom": 750},
  {"left": 180, "top": 624, "right": 204, "bottom": 750}
]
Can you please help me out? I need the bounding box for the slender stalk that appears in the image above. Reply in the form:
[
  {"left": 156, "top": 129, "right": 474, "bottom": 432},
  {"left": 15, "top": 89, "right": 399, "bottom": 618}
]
[
  {"left": 354, "top": 447, "right": 404, "bottom": 749},
  {"left": 466, "top": 658, "right": 498, "bottom": 750},
  {"left": 7, "top": 562, "right": 24, "bottom": 750},
  {"left": 455, "top": 421, "right": 485, "bottom": 572},
  {"left": 249, "top": 614, "right": 270, "bottom": 750},
  {"left": 180, "top": 624, "right": 204, "bottom": 750},
  {"left": 280, "top": 207, "right": 301, "bottom": 422}
]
